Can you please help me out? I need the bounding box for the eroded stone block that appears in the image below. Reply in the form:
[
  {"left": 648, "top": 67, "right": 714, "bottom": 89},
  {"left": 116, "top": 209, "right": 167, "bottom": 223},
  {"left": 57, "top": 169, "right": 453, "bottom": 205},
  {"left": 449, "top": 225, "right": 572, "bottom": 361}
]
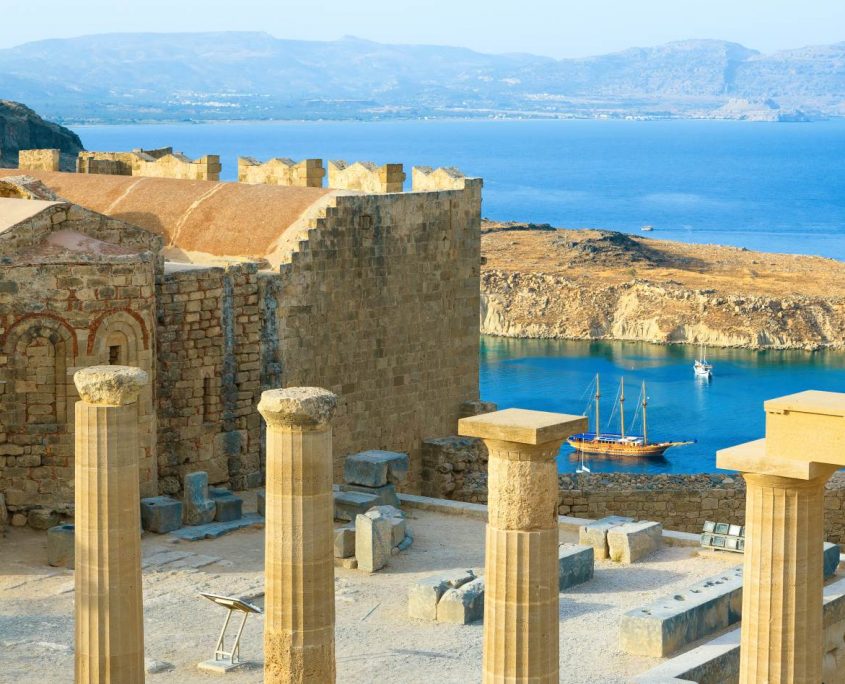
[
  {"left": 334, "top": 525, "right": 356, "bottom": 559},
  {"left": 559, "top": 543, "right": 594, "bottom": 590},
  {"left": 355, "top": 509, "right": 393, "bottom": 573},
  {"left": 437, "top": 577, "right": 485, "bottom": 624},
  {"left": 140, "top": 496, "right": 183, "bottom": 534},
  {"left": 334, "top": 490, "right": 379, "bottom": 522},
  {"left": 620, "top": 566, "right": 744, "bottom": 657},
  {"left": 341, "top": 482, "right": 401, "bottom": 508},
  {"left": 47, "top": 524, "right": 75, "bottom": 567},
  {"left": 824, "top": 541, "right": 840, "bottom": 579},
  {"left": 408, "top": 569, "right": 476, "bottom": 621},
  {"left": 579, "top": 516, "right": 634, "bottom": 560},
  {"left": 209, "top": 488, "right": 243, "bottom": 523},
  {"left": 257, "top": 489, "right": 265, "bottom": 516},
  {"left": 344, "top": 450, "right": 409, "bottom": 487},
  {"left": 29, "top": 508, "right": 60, "bottom": 531},
  {"left": 183, "top": 471, "right": 215, "bottom": 526},
  {"left": 608, "top": 521, "right": 662, "bottom": 564}
]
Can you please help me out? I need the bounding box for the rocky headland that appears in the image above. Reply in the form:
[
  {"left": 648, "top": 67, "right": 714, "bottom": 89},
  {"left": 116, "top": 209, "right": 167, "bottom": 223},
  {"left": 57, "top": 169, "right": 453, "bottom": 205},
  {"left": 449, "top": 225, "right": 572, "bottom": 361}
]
[
  {"left": 481, "top": 222, "right": 845, "bottom": 350},
  {"left": 0, "top": 100, "right": 83, "bottom": 171}
]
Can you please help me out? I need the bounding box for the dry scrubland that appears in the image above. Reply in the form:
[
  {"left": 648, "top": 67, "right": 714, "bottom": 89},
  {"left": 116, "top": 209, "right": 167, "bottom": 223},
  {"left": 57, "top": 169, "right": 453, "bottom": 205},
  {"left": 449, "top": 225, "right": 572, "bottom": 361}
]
[{"left": 481, "top": 222, "right": 845, "bottom": 349}]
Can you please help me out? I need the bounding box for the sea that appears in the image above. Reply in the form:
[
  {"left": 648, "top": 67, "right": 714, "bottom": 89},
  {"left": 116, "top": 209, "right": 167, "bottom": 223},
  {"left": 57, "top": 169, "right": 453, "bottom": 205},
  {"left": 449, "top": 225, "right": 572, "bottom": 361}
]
[{"left": 74, "top": 119, "right": 845, "bottom": 473}]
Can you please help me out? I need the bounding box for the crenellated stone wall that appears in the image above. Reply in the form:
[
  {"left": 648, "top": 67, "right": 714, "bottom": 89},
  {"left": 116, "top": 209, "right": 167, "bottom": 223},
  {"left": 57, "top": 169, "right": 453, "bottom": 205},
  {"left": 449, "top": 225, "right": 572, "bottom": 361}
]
[
  {"left": 412, "top": 166, "right": 474, "bottom": 192},
  {"left": 327, "top": 160, "right": 405, "bottom": 193},
  {"left": 238, "top": 157, "right": 325, "bottom": 187},
  {"left": 77, "top": 148, "right": 220, "bottom": 181},
  {"left": 18, "top": 149, "right": 60, "bottom": 172}
]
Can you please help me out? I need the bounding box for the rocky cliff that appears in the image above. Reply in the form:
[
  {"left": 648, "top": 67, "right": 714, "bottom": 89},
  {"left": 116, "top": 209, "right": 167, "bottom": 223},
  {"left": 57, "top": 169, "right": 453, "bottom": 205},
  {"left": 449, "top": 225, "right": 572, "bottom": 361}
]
[
  {"left": 0, "top": 100, "right": 83, "bottom": 171},
  {"left": 481, "top": 223, "right": 845, "bottom": 350}
]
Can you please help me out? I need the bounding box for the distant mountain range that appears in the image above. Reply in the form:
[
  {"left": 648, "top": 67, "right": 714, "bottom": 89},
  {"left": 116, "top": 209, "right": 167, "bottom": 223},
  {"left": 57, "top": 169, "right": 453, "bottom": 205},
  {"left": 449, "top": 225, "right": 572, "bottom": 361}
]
[{"left": 1, "top": 32, "right": 844, "bottom": 123}]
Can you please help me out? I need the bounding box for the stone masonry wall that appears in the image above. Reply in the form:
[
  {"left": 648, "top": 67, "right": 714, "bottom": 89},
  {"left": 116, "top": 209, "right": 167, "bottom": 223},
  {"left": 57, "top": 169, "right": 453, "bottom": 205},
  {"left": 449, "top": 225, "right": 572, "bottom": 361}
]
[
  {"left": 327, "top": 161, "right": 406, "bottom": 193},
  {"left": 136, "top": 154, "right": 221, "bottom": 181},
  {"left": 0, "top": 203, "right": 160, "bottom": 510},
  {"left": 270, "top": 183, "right": 482, "bottom": 488},
  {"left": 238, "top": 157, "right": 325, "bottom": 187},
  {"left": 419, "top": 439, "right": 845, "bottom": 544},
  {"left": 155, "top": 263, "right": 262, "bottom": 493},
  {"left": 18, "top": 149, "right": 60, "bottom": 172}
]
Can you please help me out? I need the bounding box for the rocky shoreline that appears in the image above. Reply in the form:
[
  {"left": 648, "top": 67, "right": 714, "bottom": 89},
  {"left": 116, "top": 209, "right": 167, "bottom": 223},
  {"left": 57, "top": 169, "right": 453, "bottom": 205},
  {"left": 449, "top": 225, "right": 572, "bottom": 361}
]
[{"left": 480, "top": 222, "right": 845, "bottom": 351}]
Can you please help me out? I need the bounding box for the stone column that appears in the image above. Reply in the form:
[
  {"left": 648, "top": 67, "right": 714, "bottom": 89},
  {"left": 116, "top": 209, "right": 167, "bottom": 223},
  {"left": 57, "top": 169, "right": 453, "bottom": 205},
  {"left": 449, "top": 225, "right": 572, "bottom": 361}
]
[
  {"left": 258, "top": 387, "right": 338, "bottom": 684},
  {"left": 738, "top": 470, "right": 834, "bottom": 683},
  {"left": 73, "top": 365, "right": 149, "bottom": 684},
  {"left": 459, "top": 408, "right": 587, "bottom": 684},
  {"left": 717, "top": 390, "right": 845, "bottom": 684}
]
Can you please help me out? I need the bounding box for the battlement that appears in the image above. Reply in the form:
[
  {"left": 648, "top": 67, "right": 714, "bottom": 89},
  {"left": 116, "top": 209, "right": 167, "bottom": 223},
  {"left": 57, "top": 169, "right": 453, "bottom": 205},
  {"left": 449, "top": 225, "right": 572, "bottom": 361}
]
[
  {"left": 77, "top": 147, "right": 220, "bottom": 181},
  {"left": 238, "top": 157, "right": 325, "bottom": 187},
  {"left": 18, "top": 149, "right": 60, "bottom": 172},
  {"left": 327, "top": 160, "right": 406, "bottom": 193},
  {"left": 412, "top": 166, "right": 481, "bottom": 192}
]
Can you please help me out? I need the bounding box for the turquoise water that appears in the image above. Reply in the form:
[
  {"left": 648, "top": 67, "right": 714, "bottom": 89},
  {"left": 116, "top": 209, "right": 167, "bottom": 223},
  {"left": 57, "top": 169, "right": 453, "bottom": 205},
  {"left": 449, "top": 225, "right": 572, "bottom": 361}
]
[
  {"left": 74, "top": 118, "right": 845, "bottom": 259},
  {"left": 480, "top": 337, "right": 845, "bottom": 474}
]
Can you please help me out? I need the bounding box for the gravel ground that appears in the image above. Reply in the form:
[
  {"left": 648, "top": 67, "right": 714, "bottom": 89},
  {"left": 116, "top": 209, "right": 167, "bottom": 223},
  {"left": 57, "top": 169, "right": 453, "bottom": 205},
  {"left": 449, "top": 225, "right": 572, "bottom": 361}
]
[{"left": 0, "top": 504, "right": 738, "bottom": 683}]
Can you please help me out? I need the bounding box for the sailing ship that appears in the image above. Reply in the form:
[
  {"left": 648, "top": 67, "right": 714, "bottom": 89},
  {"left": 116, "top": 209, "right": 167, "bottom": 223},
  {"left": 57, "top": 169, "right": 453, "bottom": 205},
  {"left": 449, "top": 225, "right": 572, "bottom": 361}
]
[
  {"left": 567, "top": 375, "right": 695, "bottom": 458},
  {"left": 693, "top": 346, "right": 713, "bottom": 377}
]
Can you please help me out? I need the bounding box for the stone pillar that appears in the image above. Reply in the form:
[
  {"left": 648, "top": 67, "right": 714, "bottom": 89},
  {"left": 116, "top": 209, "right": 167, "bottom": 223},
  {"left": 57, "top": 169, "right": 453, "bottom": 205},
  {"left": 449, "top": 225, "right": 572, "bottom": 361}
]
[
  {"left": 717, "top": 390, "right": 845, "bottom": 684},
  {"left": 73, "top": 365, "right": 149, "bottom": 684},
  {"left": 459, "top": 408, "right": 587, "bottom": 684},
  {"left": 258, "top": 387, "right": 338, "bottom": 684},
  {"left": 738, "top": 470, "right": 834, "bottom": 683}
]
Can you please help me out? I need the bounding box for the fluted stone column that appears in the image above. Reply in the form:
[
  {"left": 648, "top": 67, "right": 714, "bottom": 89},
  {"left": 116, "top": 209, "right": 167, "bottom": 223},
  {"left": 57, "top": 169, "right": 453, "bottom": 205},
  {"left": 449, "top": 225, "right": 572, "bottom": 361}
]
[
  {"left": 258, "top": 387, "right": 338, "bottom": 684},
  {"left": 718, "top": 390, "right": 845, "bottom": 684},
  {"left": 73, "top": 365, "right": 149, "bottom": 684},
  {"left": 459, "top": 408, "right": 587, "bottom": 684}
]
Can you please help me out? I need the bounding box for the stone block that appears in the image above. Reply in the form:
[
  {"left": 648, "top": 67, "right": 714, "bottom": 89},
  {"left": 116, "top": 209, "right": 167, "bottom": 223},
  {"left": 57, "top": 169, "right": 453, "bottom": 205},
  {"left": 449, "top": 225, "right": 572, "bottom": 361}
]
[
  {"left": 341, "top": 483, "right": 400, "bottom": 508},
  {"left": 389, "top": 517, "right": 407, "bottom": 547},
  {"left": 334, "top": 490, "right": 380, "bottom": 521},
  {"left": 619, "top": 566, "right": 744, "bottom": 657},
  {"left": 579, "top": 516, "right": 634, "bottom": 560},
  {"left": 28, "top": 508, "right": 60, "bottom": 531},
  {"left": 209, "top": 489, "right": 243, "bottom": 523},
  {"left": 0, "top": 492, "right": 7, "bottom": 531},
  {"left": 183, "top": 471, "right": 215, "bottom": 526},
  {"left": 257, "top": 489, "right": 265, "bottom": 516},
  {"left": 343, "top": 450, "right": 409, "bottom": 487},
  {"left": 140, "top": 496, "right": 183, "bottom": 534},
  {"left": 608, "top": 521, "right": 663, "bottom": 563},
  {"left": 408, "top": 569, "right": 477, "bottom": 621},
  {"left": 47, "top": 524, "right": 75, "bottom": 567},
  {"left": 355, "top": 509, "right": 393, "bottom": 573},
  {"left": 824, "top": 541, "right": 840, "bottom": 579},
  {"left": 558, "top": 543, "right": 594, "bottom": 590},
  {"left": 169, "top": 513, "right": 264, "bottom": 541},
  {"left": 436, "top": 577, "right": 485, "bottom": 625},
  {"left": 334, "top": 525, "right": 356, "bottom": 558}
]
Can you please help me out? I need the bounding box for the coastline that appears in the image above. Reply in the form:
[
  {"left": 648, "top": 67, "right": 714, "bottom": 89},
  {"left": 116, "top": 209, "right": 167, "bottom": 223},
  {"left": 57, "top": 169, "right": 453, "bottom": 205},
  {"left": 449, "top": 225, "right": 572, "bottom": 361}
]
[{"left": 481, "top": 222, "right": 845, "bottom": 351}]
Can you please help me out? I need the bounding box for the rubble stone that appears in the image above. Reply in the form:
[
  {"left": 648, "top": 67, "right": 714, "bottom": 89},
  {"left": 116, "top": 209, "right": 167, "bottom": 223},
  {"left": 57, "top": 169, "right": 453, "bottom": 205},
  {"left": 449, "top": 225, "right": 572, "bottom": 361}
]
[
  {"left": 355, "top": 509, "right": 393, "bottom": 573},
  {"left": 140, "top": 496, "right": 183, "bottom": 534},
  {"left": 47, "top": 524, "right": 75, "bottom": 567},
  {"left": 437, "top": 577, "right": 485, "bottom": 625},
  {"left": 343, "top": 450, "right": 410, "bottom": 487},
  {"left": 607, "top": 521, "right": 663, "bottom": 564}
]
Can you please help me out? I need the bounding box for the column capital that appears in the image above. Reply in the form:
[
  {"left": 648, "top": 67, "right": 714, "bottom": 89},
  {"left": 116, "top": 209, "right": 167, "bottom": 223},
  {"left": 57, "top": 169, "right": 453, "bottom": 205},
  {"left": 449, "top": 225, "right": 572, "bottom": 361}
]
[
  {"left": 458, "top": 408, "right": 586, "bottom": 447},
  {"left": 258, "top": 387, "right": 337, "bottom": 430},
  {"left": 73, "top": 365, "right": 148, "bottom": 406}
]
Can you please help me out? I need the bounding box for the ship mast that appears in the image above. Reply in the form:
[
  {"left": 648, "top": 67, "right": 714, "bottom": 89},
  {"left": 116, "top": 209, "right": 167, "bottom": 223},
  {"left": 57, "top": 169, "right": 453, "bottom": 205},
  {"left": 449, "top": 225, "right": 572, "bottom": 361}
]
[
  {"left": 620, "top": 377, "right": 625, "bottom": 438},
  {"left": 641, "top": 380, "right": 648, "bottom": 445},
  {"left": 595, "top": 373, "right": 601, "bottom": 439}
]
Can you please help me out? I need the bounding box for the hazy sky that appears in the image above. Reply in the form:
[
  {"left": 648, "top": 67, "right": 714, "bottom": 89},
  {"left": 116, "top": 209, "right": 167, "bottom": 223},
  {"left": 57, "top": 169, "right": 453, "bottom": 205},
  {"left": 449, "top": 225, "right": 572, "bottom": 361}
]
[{"left": 4, "top": 0, "right": 845, "bottom": 57}]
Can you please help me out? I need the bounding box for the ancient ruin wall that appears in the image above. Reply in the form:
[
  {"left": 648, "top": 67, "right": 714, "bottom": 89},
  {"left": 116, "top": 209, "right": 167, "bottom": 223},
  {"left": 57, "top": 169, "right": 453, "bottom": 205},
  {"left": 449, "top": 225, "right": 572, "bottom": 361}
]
[
  {"left": 420, "top": 441, "right": 845, "bottom": 544},
  {"left": 268, "top": 183, "right": 482, "bottom": 487},
  {"left": 327, "top": 161, "right": 405, "bottom": 193},
  {"left": 238, "top": 157, "right": 325, "bottom": 187},
  {"left": 0, "top": 203, "right": 160, "bottom": 508},
  {"left": 136, "top": 154, "right": 221, "bottom": 181},
  {"left": 18, "top": 149, "right": 60, "bottom": 172},
  {"left": 155, "top": 263, "right": 262, "bottom": 494}
]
